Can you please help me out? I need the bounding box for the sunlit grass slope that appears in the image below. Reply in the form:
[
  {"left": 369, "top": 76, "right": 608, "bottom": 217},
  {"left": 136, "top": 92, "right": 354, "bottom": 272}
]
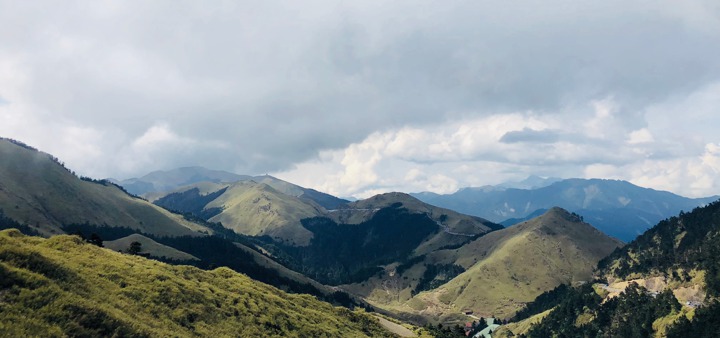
[
  {"left": 206, "top": 181, "right": 325, "bottom": 245},
  {"left": 347, "top": 208, "right": 622, "bottom": 322},
  {"left": 0, "top": 139, "right": 207, "bottom": 237},
  {"left": 104, "top": 233, "right": 200, "bottom": 261},
  {"left": 0, "top": 229, "right": 393, "bottom": 337},
  {"left": 418, "top": 207, "right": 623, "bottom": 319}
]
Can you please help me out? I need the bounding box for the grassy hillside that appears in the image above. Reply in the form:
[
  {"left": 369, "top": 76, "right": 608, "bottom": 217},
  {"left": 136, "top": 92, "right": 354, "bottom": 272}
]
[
  {"left": 344, "top": 208, "right": 622, "bottom": 322},
  {"left": 104, "top": 233, "right": 199, "bottom": 261},
  {"left": 255, "top": 175, "right": 349, "bottom": 209},
  {"left": 152, "top": 181, "right": 326, "bottom": 246},
  {"left": 205, "top": 181, "right": 325, "bottom": 245},
  {"left": 0, "top": 229, "right": 393, "bottom": 337},
  {"left": 0, "top": 138, "right": 208, "bottom": 237},
  {"left": 136, "top": 170, "right": 348, "bottom": 209},
  {"left": 510, "top": 200, "right": 720, "bottom": 337}
]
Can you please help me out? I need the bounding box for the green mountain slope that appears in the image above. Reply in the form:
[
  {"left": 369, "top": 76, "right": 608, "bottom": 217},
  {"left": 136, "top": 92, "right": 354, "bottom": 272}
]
[
  {"left": 123, "top": 167, "right": 349, "bottom": 210},
  {"left": 0, "top": 139, "right": 208, "bottom": 237},
  {"left": 507, "top": 200, "right": 720, "bottom": 338},
  {"left": 244, "top": 193, "right": 502, "bottom": 286},
  {"left": 344, "top": 208, "right": 622, "bottom": 322},
  {"left": 0, "top": 229, "right": 392, "bottom": 337},
  {"left": 153, "top": 181, "right": 326, "bottom": 245},
  {"left": 0, "top": 139, "right": 344, "bottom": 301},
  {"left": 205, "top": 181, "right": 327, "bottom": 245},
  {"left": 255, "top": 175, "right": 349, "bottom": 209},
  {"left": 104, "top": 233, "right": 199, "bottom": 261}
]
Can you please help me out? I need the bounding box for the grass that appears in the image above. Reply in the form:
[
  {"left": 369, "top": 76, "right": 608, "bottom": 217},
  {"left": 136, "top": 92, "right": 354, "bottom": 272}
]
[
  {"left": 104, "top": 234, "right": 199, "bottom": 261},
  {"left": 205, "top": 181, "right": 323, "bottom": 245},
  {"left": 494, "top": 308, "right": 553, "bottom": 337},
  {"left": 0, "top": 229, "right": 393, "bottom": 337},
  {"left": 352, "top": 208, "right": 622, "bottom": 322}
]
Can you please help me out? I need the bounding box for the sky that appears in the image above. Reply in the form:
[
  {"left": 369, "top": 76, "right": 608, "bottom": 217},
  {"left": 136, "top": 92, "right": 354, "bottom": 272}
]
[{"left": 1, "top": 1, "right": 720, "bottom": 199}]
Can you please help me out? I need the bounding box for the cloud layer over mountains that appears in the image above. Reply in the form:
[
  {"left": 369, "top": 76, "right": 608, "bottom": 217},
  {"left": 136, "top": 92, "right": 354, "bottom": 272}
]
[{"left": 1, "top": 1, "right": 719, "bottom": 197}]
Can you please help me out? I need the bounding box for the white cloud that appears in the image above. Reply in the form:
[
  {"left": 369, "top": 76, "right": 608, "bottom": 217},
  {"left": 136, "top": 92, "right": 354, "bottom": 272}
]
[
  {"left": 1, "top": 0, "right": 720, "bottom": 199},
  {"left": 627, "top": 128, "right": 654, "bottom": 144}
]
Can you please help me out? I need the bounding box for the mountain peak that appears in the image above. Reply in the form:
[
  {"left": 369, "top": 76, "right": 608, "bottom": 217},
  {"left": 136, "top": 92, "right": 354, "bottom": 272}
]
[{"left": 542, "top": 207, "right": 584, "bottom": 223}]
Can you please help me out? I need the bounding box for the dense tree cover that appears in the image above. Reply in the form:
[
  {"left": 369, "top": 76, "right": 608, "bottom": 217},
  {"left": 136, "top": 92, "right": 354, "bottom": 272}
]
[
  {"left": 520, "top": 283, "right": 680, "bottom": 338},
  {"left": 468, "top": 318, "right": 489, "bottom": 336},
  {"left": 1, "top": 137, "right": 38, "bottom": 151},
  {"left": 63, "top": 223, "right": 136, "bottom": 242},
  {"left": 412, "top": 263, "right": 466, "bottom": 295},
  {"left": 395, "top": 254, "right": 427, "bottom": 275},
  {"left": 0, "top": 209, "right": 40, "bottom": 236},
  {"left": 264, "top": 204, "right": 439, "bottom": 285},
  {"left": 0, "top": 229, "right": 391, "bottom": 337},
  {"left": 127, "top": 241, "right": 142, "bottom": 255},
  {"left": 422, "top": 323, "right": 466, "bottom": 338},
  {"left": 512, "top": 283, "right": 572, "bottom": 322},
  {"left": 154, "top": 187, "right": 228, "bottom": 220},
  {"left": 666, "top": 300, "right": 720, "bottom": 337},
  {"left": 598, "top": 200, "right": 720, "bottom": 296}
]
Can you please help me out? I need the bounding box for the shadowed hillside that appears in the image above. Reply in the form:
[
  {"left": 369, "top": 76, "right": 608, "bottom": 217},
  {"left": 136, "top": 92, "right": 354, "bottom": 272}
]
[{"left": 0, "top": 138, "right": 209, "bottom": 237}]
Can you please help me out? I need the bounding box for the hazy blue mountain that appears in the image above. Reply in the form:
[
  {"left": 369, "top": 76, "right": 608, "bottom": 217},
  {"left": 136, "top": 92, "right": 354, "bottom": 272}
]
[
  {"left": 109, "top": 166, "right": 253, "bottom": 196},
  {"left": 499, "top": 208, "right": 549, "bottom": 227},
  {"left": 495, "top": 175, "right": 562, "bottom": 190},
  {"left": 412, "top": 178, "right": 718, "bottom": 241}
]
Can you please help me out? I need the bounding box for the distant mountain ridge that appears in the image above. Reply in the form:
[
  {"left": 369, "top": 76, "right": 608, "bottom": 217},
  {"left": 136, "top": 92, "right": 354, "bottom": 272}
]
[
  {"left": 412, "top": 178, "right": 718, "bottom": 241},
  {"left": 114, "top": 167, "right": 349, "bottom": 210},
  {"left": 109, "top": 166, "right": 252, "bottom": 196}
]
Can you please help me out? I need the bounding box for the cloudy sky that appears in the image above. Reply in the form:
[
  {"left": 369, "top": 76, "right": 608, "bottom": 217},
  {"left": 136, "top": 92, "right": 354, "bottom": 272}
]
[{"left": 1, "top": 1, "right": 720, "bottom": 198}]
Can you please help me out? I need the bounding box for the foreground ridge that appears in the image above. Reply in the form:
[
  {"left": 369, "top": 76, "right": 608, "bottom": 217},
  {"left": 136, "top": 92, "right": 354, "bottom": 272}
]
[{"left": 0, "top": 229, "right": 392, "bottom": 337}]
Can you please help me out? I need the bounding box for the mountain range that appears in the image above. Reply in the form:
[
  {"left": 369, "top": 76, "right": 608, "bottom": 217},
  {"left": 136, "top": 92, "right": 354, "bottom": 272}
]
[
  {"left": 412, "top": 178, "right": 717, "bottom": 242},
  {"left": 495, "top": 199, "right": 720, "bottom": 338},
  {"left": 343, "top": 207, "right": 621, "bottom": 322},
  {"left": 113, "top": 167, "right": 349, "bottom": 209},
  {"left": 2, "top": 136, "right": 719, "bottom": 336},
  {"left": 0, "top": 138, "right": 347, "bottom": 303}
]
